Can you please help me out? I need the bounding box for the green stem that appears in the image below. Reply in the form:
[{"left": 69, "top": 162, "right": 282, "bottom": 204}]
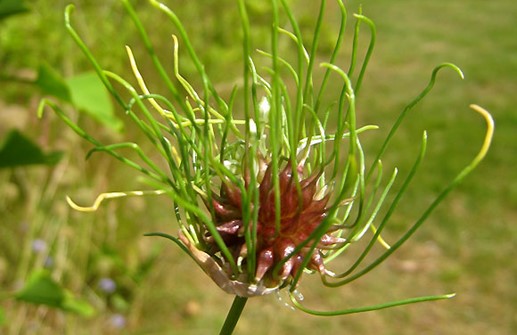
[{"left": 219, "top": 296, "right": 248, "bottom": 335}]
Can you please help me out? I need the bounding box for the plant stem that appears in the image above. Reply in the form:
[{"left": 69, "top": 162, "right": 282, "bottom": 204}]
[{"left": 219, "top": 296, "right": 248, "bottom": 335}]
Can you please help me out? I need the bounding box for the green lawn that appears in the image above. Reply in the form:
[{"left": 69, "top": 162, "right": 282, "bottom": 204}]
[{"left": 1, "top": 0, "right": 516, "bottom": 334}]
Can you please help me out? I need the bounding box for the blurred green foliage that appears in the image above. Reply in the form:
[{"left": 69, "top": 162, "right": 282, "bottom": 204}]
[
  {"left": 0, "top": 130, "right": 62, "bottom": 168},
  {"left": 15, "top": 270, "right": 95, "bottom": 317},
  {"left": 0, "top": 0, "right": 29, "bottom": 21}
]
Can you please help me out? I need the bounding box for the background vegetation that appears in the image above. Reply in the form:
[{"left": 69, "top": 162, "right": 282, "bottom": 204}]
[{"left": 1, "top": 0, "right": 515, "bottom": 334}]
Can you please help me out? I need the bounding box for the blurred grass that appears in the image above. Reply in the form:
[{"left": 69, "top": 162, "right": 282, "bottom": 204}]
[{"left": 1, "top": 0, "right": 516, "bottom": 334}]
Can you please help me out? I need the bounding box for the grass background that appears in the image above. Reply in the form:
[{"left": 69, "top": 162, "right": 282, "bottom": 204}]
[{"left": 1, "top": 0, "right": 516, "bottom": 334}]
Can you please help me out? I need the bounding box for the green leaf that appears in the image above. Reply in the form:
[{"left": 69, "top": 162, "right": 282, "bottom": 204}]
[
  {"left": 0, "top": 0, "right": 29, "bottom": 21},
  {"left": 67, "top": 72, "right": 123, "bottom": 132},
  {"left": 15, "top": 271, "right": 65, "bottom": 308},
  {"left": 62, "top": 293, "right": 96, "bottom": 317},
  {"left": 0, "top": 130, "right": 63, "bottom": 168},
  {"left": 15, "top": 270, "right": 96, "bottom": 317},
  {"left": 35, "top": 63, "right": 72, "bottom": 102}
]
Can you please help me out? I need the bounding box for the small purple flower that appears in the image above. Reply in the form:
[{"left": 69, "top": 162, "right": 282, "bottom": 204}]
[
  {"left": 98, "top": 277, "right": 117, "bottom": 294},
  {"left": 109, "top": 313, "right": 126, "bottom": 329},
  {"left": 44, "top": 256, "right": 54, "bottom": 268},
  {"left": 31, "top": 239, "right": 47, "bottom": 253}
]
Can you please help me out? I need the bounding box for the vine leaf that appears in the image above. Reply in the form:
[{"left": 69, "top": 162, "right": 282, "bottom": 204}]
[
  {"left": 35, "top": 63, "right": 72, "bottom": 102},
  {"left": 15, "top": 270, "right": 95, "bottom": 317},
  {"left": 0, "top": 0, "right": 29, "bottom": 21},
  {"left": 66, "top": 72, "right": 123, "bottom": 132},
  {"left": 0, "top": 130, "right": 62, "bottom": 168}
]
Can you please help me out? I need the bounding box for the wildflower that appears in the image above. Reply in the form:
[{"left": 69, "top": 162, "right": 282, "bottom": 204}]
[
  {"left": 109, "top": 313, "right": 126, "bottom": 329},
  {"left": 31, "top": 239, "right": 47, "bottom": 254},
  {"left": 98, "top": 277, "right": 117, "bottom": 294},
  {"left": 43, "top": 256, "right": 54, "bottom": 268}
]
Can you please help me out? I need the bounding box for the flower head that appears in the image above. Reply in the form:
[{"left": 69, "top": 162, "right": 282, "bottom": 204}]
[
  {"left": 50, "top": 0, "right": 494, "bottom": 317},
  {"left": 203, "top": 160, "right": 344, "bottom": 291}
]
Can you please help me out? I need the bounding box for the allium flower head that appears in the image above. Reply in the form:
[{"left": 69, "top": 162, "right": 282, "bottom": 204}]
[
  {"left": 44, "top": 0, "right": 493, "bottom": 319},
  {"left": 202, "top": 159, "right": 342, "bottom": 291}
]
